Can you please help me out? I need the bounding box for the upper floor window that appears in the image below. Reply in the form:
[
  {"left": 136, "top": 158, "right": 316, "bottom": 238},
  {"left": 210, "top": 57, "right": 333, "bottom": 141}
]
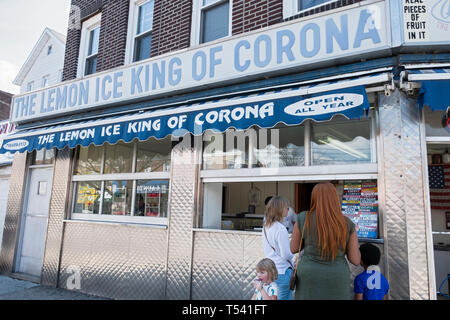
[
  {"left": 42, "top": 75, "right": 50, "bottom": 88},
  {"left": 78, "top": 14, "right": 101, "bottom": 77},
  {"left": 27, "top": 81, "right": 33, "bottom": 92},
  {"left": 298, "top": 0, "right": 332, "bottom": 11},
  {"left": 134, "top": 0, "right": 154, "bottom": 62},
  {"left": 283, "top": 0, "right": 336, "bottom": 19},
  {"left": 192, "top": 0, "right": 230, "bottom": 45},
  {"left": 47, "top": 45, "right": 53, "bottom": 55}
]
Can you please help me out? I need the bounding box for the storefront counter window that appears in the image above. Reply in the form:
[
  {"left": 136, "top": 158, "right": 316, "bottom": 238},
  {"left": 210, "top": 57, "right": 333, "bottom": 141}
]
[
  {"left": 203, "top": 124, "right": 305, "bottom": 169},
  {"left": 311, "top": 118, "right": 373, "bottom": 165},
  {"left": 71, "top": 137, "right": 171, "bottom": 224},
  {"left": 424, "top": 107, "right": 450, "bottom": 137}
]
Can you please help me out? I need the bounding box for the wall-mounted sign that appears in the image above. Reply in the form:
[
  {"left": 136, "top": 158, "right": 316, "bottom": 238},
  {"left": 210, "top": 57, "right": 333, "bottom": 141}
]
[
  {"left": 10, "top": 1, "right": 388, "bottom": 123},
  {"left": 402, "top": 0, "right": 450, "bottom": 44}
]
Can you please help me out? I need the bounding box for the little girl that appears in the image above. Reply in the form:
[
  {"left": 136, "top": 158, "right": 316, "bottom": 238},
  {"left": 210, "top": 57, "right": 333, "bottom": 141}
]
[{"left": 251, "top": 258, "right": 278, "bottom": 300}]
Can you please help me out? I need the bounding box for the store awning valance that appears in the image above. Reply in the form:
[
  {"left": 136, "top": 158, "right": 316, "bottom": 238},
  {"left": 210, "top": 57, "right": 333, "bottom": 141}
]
[
  {"left": 406, "top": 67, "right": 450, "bottom": 111},
  {"left": 0, "top": 71, "right": 390, "bottom": 154}
]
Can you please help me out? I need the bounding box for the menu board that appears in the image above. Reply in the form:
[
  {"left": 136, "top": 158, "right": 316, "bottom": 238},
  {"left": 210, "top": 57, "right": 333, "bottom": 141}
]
[{"left": 341, "top": 181, "right": 378, "bottom": 239}]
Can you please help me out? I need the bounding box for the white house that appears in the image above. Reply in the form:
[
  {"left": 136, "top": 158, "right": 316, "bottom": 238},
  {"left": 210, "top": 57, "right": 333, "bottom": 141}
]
[{"left": 13, "top": 28, "right": 66, "bottom": 94}]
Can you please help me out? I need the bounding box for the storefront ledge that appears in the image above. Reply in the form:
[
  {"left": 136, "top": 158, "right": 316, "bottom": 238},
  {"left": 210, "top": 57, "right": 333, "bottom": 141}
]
[
  {"left": 63, "top": 219, "right": 168, "bottom": 230},
  {"left": 193, "top": 228, "right": 261, "bottom": 236}
]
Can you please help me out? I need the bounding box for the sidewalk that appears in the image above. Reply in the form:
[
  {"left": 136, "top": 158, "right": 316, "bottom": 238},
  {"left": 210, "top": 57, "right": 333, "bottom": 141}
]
[{"left": 0, "top": 275, "right": 107, "bottom": 300}]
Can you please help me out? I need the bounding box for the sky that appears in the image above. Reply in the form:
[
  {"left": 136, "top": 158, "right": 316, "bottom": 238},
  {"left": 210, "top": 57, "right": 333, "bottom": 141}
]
[{"left": 0, "top": 0, "right": 71, "bottom": 94}]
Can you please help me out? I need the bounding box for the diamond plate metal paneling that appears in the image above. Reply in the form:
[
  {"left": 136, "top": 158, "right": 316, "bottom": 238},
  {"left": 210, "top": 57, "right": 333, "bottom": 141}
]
[
  {"left": 191, "top": 231, "right": 264, "bottom": 300},
  {"left": 0, "top": 152, "right": 27, "bottom": 274},
  {"left": 401, "top": 95, "right": 430, "bottom": 300},
  {"left": 41, "top": 148, "right": 71, "bottom": 286},
  {"left": 165, "top": 139, "right": 198, "bottom": 299},
  {"left": 378, "top": 89, "right": 431, "bottom": 300},
  {"left": 58, "top": 221, "right": 168, "bottom": 300}
]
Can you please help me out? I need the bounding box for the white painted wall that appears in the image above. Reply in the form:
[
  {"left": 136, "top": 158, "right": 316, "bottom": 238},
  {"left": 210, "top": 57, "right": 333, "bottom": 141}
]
[{"left": 20, "top": 37, "right": 65, "bottom": 94}]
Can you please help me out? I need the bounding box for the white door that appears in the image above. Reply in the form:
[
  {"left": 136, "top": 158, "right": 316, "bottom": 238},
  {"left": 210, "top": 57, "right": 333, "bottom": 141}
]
[{"left": 16, "top": 167, "right": 53, "bottom": 278}]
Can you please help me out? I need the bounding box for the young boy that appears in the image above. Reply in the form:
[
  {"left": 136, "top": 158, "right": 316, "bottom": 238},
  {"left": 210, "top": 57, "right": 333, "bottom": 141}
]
[{"left": 354, "top": 243, "right": 390, "bottom": 300}]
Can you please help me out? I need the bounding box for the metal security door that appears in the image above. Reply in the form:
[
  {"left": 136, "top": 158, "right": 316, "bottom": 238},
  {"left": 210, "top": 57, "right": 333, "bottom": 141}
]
[{"left": 16, "top": 167, "right": 53, "bottom": 279}]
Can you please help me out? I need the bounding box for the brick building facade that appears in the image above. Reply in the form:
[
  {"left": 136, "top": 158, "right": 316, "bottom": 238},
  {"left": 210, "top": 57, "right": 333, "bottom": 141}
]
[{"left": 0, "top": 91, "right": 12, "bottom": 121}]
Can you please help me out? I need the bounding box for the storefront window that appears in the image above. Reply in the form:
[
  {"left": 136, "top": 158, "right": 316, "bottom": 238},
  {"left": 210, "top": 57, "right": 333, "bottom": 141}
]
[
  {"left": 103, "top": 180, "right": 133, "bottom": 216},
  {"left": 202, "top": 124, "right": 305, "bottom": 169},
  {"left": 31, "top": 148, "right": 56, "bottom": 165},
  {"left": 74, "top": 145, "right": 102, "bottom": 175},
  {"left": 71, "top": 139, "right": 172, "bottom": 224},
  {"left": 311, "top": 118, "right": 373, "bottom": 165},
  {"left": 135, "top": 180, "right": 169, "bottom": 217},
  {"left": 136, "top": 137, "right": 171, "bottom": 172},
  {"left": 104, "top": 141, "right": 134, "bottom": 174},
  {"left": 73, "top": 181, "right": 101, "bottom": 214},
  {"left": 424, "top": 107, "right": 450, "bottom": 137}
]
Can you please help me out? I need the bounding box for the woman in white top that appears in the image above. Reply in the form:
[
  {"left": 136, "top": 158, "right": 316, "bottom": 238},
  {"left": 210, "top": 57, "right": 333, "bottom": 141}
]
[{"left": 262, "top": 196, "right": 295, "bottom": 300}]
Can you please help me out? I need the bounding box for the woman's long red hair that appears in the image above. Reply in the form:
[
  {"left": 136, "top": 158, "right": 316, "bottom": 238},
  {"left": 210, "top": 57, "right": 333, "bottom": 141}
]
[{"left": 305, "top": 182, "right": 348, "bottom": 261}]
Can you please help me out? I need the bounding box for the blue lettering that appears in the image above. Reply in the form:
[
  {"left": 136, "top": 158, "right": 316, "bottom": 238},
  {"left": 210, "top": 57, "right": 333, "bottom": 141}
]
[
  {"left": 47, "top": 88, "right": 56, "bottom": 112},
  {"left": 131, "top": 67, "right": 143, "bottom": 95},
  {"left": 326, "top": 15, "right": 349, "bottom": 54},
  {"left": 145, "top": 64, "right": 150, "bottom": 91},
  {"left": 192, "top": 51, "right": 207, "bottom": 81},
  {"left": 152, "top": 61, "right": 165, "bottom": 90},
  {"left": 21, "top": 95, "right": 29, "bottom": 117},
  {"left": 234, "top": 40, "right": 251, "bottom": 72},
  {"left": 169, "top": 57, "right": 182, "bottom": 86},
  {"left": 95, "top": 78, "right": 100, "bottom": 102},
  {"left": 113, "top": 71, "right": 123, "bottom": 99},
  {"left": 254, "top": 35, "right": 272, "bottom": 68},
  {"left": 29, "top": 94, "right": 37, "bottom": 115},
  {"left": 40, "top": 92, "right": 46, "bottom": 112},
  {"left": 79, "top": 81, "right": 89, "bottom": 105},
  {"left": 210, "top": 46, "right": 222, "bottom": 78},
  {"left": 300, "top": 23, "right": 320, "bottom": 58},
  {"left": 14, "top": 98, "right": 21, "bottom": 118},
  {"left": 353, "top": 9, "right": 381, "bottom": 48},
  {"left": 102, "top": 75, "right": 112, "bottom": 101},
  {"left": 69, "top": 84, "right": 78, "bottom": 107},
  {"left": 56, "top": 86, "right": 67, "bottom": 110},
  {"left": 277, "top": 30, "right": 295, "bottom": 64}
]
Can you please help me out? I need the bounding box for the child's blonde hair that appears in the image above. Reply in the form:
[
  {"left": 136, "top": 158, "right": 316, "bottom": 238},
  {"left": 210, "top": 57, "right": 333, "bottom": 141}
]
[
  {"left": 265, "top": 196, "right": 289, "bottom": 227},
  {"left": 256, "top": 258, "right": 278, "bottom": 282}
]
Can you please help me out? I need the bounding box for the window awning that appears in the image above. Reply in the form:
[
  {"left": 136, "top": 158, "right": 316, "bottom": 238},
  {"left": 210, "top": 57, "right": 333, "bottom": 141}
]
[
  {"left": 0, "top": 70, "right": 391, "bottom": 154},
  {"left": 405, "top": 66, "right": 450, "bottom": 111}
]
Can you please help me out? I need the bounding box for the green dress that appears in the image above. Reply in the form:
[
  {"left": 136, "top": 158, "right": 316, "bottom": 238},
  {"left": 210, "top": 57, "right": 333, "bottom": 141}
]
[{"left": 294, "top": 211, "right": 356, "bottom": 300}]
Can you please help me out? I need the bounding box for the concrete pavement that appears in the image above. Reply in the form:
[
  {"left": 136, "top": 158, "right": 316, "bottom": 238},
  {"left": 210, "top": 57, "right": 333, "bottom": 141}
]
[{"left": 0, "top": 275, "right": 107, "bottom": 300}]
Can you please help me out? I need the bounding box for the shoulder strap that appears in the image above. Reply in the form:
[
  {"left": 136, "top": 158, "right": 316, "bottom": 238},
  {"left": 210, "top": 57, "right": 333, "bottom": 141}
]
[
  {"left": 293, "top": 212, "right": 308, "bottom": 272},
  {"left": 264, "top": 225, "right": 294, "bottom": 269}
]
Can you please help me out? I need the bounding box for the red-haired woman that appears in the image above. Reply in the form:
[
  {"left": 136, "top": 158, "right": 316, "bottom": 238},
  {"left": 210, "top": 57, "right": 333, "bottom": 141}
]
[{"left": 290, "top": 182, "right": 361, "bottom": 300}]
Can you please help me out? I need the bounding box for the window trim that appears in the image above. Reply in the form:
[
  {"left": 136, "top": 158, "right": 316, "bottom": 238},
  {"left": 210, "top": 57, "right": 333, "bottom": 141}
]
[
  {"left": 191, "top": 0, "right": 232, "bottom": 46},
  {"left": 70, "top": 140, "right": 172, "bottom": 225},
  {"left": 26, "top": 81, "right": 34, "bottom": 92},
  {"left": 199, "top": 114, "right": 378, "bottom": 181},
  {"left": 125, "top": 0, "right": 154, "bottom": 64},
  {"left": 41, "top": 74, "right": 50, "bottom": 88},
  {"left": 77, "top": 13, "right": 101, "bottom": 78},
  {"left": 283, "top": 0, "right": 337, "bottom": 19}
]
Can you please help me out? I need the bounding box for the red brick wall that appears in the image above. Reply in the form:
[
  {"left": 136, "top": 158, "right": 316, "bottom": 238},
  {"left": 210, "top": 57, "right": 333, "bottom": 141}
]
[
  {"left": 151, "top": 0, "right": 192, "bottom": 57},
  {"left": 0, "top": 91, "right": 12, "bottom": 121},
  {"left": 232, "top": 0, "right": 282, "bottom": 36}
]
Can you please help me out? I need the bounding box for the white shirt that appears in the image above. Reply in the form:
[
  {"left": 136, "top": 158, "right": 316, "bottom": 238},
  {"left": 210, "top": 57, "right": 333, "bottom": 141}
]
[
  {"left": 281, "top": 207, "right": 297, "bottom": 234},
  {"left": 262, "top": 221, "right": 295, "bottom": 274}
]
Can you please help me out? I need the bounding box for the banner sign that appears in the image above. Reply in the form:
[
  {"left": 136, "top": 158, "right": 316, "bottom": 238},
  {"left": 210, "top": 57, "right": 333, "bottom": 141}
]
[
  {"left": 0, "top": 86, "right": 369, "bottom": 154},
  {"left": 10, "top": 1, "right": 387, "bottom": 123},
  {"left": 402, "top": 0, "right": 450, "bottom": 44}
]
